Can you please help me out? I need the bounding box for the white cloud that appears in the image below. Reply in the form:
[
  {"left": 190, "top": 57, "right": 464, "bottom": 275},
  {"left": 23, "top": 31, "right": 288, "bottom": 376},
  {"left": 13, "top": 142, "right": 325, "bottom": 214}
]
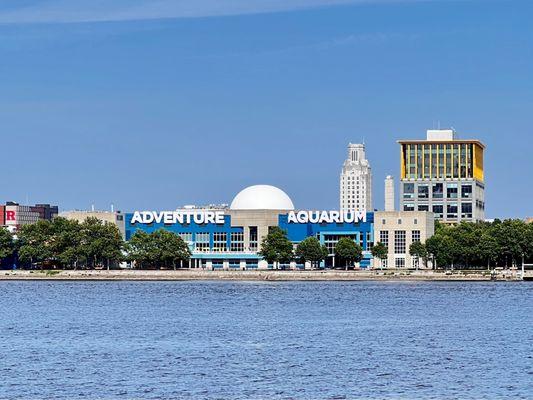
[{"left": 0, "top": 0, "right": 442, "bottom": 24}]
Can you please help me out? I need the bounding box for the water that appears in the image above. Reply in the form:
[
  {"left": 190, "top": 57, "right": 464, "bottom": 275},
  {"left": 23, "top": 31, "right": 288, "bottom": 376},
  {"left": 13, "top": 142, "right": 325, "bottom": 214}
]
[{"left": 0, "top": 281, "right": 531, "bottom": 399}]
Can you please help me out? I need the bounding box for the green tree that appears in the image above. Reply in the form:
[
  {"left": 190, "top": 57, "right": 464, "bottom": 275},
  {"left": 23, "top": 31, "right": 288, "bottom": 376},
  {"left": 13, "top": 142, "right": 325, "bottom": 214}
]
[
  {"left": 126, "top": 229, "right": 191, "bottom": 269},
  {"left": 335, "top": 237, "right": 363, "bottom": 270},
  {"left": 80, "top": 217, "right": 124, "bottom": 269},
  {"left": 259, "top": 227, "right": 294, "bottom": 269},
  {"left": 50, "top": 217, "right": 83, "bottom": 269},
  {"left": 154, "top": 229, "right": 191, "bottom": 269},
  {"left": 371, "top": 242, "right": 388, "bottom": 270},
  {"left": 127, "top": 230, "right": 155, "bottom": 268},
  {"left": 295, "top": 237, "right": 328, "bottom": 269},
  {"left": 476, "top": 230, "right": 500, "bottom": 270},
  {"left": 0, "top": 227, "right": 15, "bottom": 264},
  {"left": 409, "top": 241, "right": 428, "bottom": 270},
  {"left": 17, "top": 220, "right": 54, "bottom": 267}
]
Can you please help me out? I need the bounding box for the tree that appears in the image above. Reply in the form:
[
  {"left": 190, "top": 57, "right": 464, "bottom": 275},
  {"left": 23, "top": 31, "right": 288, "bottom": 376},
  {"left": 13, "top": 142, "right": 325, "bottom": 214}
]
[
  {"left": 295, "top": 237, "right": 328, "bottom": 269},
  {"left": 0, "top": 227, "right": 14, "bottom": 265},
  {"left": 50, "top": 217, "right": 83, "bottom": 269},
  {"left": 154, "top": 229, "right": 191, "bottom": 269},
  {"left": 17, "top": 220, "right": 54, "bottom": 267},
  {"left": 259, "top": 227, "right": 294, "bottom": 269},
  {"left": 426, "top": 233, "right": 454, "bottom": 270},
  {"left": 335, "top": 237, "right": 363, "bottom": 270},
  {"left": 127, "top": 231, "right": 155, "bottom": 268},
  {"left": 409, "top": 241, "right": 428, "bottom": 270},
  {"left": 476, "top": 229, "right": 500, "bottom": 270},
  {"left": 80, "top": 217, "right": 124, "bottom": 269},
  {"left": 126, "top": 229, "right": 191, "bottom": 269},
  {"left": 371, "top": 242, "right": 388, "bottom": 270}
]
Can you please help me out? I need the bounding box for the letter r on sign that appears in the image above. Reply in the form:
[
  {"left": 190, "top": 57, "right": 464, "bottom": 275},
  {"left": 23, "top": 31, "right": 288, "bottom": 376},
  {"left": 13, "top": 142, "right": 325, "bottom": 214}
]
[{"left": 6, "top": 211, "right": 15, "bottom": 221}]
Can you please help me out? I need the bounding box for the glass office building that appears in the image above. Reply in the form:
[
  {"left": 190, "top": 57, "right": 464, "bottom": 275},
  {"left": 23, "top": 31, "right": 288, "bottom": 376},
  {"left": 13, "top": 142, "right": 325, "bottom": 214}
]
[{"left": 398, "top": 129, "right": 485, "bottom": 223}]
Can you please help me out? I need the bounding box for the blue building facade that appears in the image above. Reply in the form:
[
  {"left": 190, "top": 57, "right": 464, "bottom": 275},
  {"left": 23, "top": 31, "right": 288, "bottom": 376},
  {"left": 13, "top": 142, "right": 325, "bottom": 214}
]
[{"left": 125, "top": 210, "right": 374, "bottom": 269}]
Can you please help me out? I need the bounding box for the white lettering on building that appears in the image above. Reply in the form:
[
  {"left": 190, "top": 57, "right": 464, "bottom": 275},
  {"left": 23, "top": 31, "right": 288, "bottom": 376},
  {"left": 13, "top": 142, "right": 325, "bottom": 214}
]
[
  {"left": 287, "top": 210, "right": 367, "bottom": 224},
  {"left": 131, "top": 211, "right": 226, "bottom": 225}
]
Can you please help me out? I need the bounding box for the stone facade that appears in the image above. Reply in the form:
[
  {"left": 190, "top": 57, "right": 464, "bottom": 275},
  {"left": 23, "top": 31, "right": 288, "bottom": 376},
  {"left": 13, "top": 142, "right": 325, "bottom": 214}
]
[{"left": 373, "top": 211, "right": 434, "bottom": 269}]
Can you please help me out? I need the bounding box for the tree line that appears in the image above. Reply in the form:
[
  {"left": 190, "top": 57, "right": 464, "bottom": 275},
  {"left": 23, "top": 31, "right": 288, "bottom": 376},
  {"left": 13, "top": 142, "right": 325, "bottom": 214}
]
[
  {"left": 262, "top": 220, "right": 533, "bottom": 270},
  {"left": 371, "top": 219, "right": 533, "bottom": 270},
  {"left": 425, "top": 219, "right": 533, "bottom": 269},
  {"left": 259, "top": 227, "right": 364, "bottom": 269},
  {"left": 0, "top": 217, "right": 191, "bottom": 270},
  {"left": 1, "top": 218, "right": 530, "bottom": 270}
]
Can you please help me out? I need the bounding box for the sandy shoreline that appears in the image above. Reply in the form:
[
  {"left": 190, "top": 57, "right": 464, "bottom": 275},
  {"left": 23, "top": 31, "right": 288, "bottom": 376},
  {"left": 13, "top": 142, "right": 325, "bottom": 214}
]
[{"left": 0, "top": 269, "right": 526, "bottom": 281}]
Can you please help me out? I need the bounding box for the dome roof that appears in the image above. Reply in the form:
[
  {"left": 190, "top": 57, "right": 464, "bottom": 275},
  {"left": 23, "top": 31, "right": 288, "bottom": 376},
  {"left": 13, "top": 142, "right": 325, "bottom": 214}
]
[{"left": 230, "top": 185, "right": 295, "bottom": 210}]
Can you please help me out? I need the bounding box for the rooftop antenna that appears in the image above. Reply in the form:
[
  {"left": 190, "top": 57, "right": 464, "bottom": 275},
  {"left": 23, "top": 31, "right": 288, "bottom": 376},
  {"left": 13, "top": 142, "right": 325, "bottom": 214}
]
[{"left": 111, "top": 204, "right": 114, "bottom": 213}]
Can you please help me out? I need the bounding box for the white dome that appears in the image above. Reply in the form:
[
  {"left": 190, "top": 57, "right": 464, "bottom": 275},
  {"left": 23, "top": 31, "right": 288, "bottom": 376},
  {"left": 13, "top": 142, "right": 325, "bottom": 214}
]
[{"left": 230, "top": 185, "right": 295, "bottom": 210}]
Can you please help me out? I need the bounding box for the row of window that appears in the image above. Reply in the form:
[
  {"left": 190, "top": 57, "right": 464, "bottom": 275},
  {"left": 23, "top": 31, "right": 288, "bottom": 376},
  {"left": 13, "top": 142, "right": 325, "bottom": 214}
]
[
  {"left": 403, "top": 183, "right": 474, "bottom": 200},
  {"left": 402, "top": 143, "right": 477, "bottom": 179},
  {"left": 379, "top": 230, "right": 420, "bottom": 254},
  {"left": 188, "top": 230, "right": 257, "bottom": 252},
  {"left": 380, "top": 258, "right": 421, "bottom": 268},
  {"left": 403, "top": 203, "right": 473, "bottom": 219},
  {"left": 322, "top": 233, "right": 373, "bottom": 255}
]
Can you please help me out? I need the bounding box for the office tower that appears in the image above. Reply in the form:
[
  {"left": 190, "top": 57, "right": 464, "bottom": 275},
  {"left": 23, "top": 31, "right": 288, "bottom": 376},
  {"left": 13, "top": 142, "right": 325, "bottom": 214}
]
[
  {"left": 398, "top": 129, "right": 485, "bottom": 223},
  {"left": 340, "top": 143, "right": 372, "bottom": 212}
]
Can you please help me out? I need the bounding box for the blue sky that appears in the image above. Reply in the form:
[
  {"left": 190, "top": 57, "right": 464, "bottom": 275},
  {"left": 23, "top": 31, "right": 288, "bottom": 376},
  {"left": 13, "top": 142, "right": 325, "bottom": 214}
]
[{"left": 0, "top": 0, "right": 531, "bottom": 218}]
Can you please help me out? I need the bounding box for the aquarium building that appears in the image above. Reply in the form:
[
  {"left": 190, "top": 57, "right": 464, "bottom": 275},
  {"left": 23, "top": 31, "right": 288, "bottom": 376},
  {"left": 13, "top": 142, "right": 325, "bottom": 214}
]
[{"left": 125, "top": 185, "right": 375, "bottom": 270}]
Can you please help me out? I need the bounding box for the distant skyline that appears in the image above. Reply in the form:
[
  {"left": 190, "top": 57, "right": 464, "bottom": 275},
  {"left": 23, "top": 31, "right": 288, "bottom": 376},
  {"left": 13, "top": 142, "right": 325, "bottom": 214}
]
[{"left": 0, "top": 0, "right": 532, "bottom": 218}]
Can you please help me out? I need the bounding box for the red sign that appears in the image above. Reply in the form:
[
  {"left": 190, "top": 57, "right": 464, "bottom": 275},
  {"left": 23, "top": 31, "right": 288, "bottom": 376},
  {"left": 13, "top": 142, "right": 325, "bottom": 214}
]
[{"left": 6, "top": 210, "right": 16, "bottom": 221}]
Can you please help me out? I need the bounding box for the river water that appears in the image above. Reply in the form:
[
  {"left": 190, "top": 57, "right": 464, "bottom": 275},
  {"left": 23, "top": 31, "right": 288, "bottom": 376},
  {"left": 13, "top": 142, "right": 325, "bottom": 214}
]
[{"left": 0, "top": 281, "right": 531, "bottom": 399}]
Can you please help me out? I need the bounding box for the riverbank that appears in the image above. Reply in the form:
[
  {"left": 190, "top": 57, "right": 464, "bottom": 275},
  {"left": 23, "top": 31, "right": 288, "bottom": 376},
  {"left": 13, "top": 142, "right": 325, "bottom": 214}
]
[{"left": 0, "top": 269, "right": 527, "bottom": 281}]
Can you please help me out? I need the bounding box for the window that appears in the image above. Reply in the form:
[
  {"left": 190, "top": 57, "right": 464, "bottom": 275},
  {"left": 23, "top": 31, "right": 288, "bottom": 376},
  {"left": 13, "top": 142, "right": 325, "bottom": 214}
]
[
  {"left": 432, "top": 183, "right": 443, "bottom": 199},
  {"left": 382, "top": 259, "right": 388, "bottom": 269},
  {"left": 433, "top": 204, "right": 443, "bottom": 219},
  {"left": 366, "top": 232, "right": 373, "bottom": 249},
  {"left": 418, "top": 184, "right": 429, "bottom": 199},
  {"left": 412, "top": 230, "right": 421, "bottom": 243},
  {"left": 230, "top": 232, "right": 244, "bottom": 252},
  {"left": 379, "top": 231, "right": 389, "bottom": 250},
  {"left": 447, "top": 183, "right": 458, "bottom": 199},
  {"left": 394, "top": 231, "right": 406, "bottom": 254},
  {"left": 395, "top": 258, "right": 405, "bottom": 268},
  {"left": 178, "top": 233, "right": 192, "bottom": 242},
  {"left": 213, "top": 232, "right": 227, "bottom": 252},
  {"left": 195, "top": 232, "right": 210, "bottom": 252},
  {"left": 249, "top": 226, "right": 258, "bottom": 251},
  {"left": 461, "top": 184, "right": 472, "bottom": 199},
  {"left": 461, "top": 203, "right": 473, "bottom": 219},
  {"left": 412, "top": 257, "right": 419, "bottom": 269},
  {"left": 417, "top": 205, "right": 429, "bottom": 212},
  {"left": 403, "top": 203, "right": 415, "bottom": 212},
  {"left": 403, "top": 183, "right": 415, "bottom": 199},
  {"left": 447, "top": 203, "right": 458, "bottom": 219}
]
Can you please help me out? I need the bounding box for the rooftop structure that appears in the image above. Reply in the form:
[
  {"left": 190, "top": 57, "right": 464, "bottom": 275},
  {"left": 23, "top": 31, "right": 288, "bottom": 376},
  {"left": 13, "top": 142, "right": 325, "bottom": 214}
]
[{"left": 230, "top": 185, "right": 294, "bottom": 211}]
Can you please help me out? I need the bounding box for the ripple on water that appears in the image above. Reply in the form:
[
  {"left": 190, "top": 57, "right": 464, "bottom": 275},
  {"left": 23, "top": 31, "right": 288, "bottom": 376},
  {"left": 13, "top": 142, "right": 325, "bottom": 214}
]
[{"left": 0, "top": 281, "right": 531, "bottom": 399}]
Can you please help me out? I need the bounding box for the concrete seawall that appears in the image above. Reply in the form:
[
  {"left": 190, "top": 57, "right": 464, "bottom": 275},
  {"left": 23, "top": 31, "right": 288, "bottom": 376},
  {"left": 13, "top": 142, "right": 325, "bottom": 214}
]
[{"left": 0, "top": 269, "right": 526, "bottom": 281}]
